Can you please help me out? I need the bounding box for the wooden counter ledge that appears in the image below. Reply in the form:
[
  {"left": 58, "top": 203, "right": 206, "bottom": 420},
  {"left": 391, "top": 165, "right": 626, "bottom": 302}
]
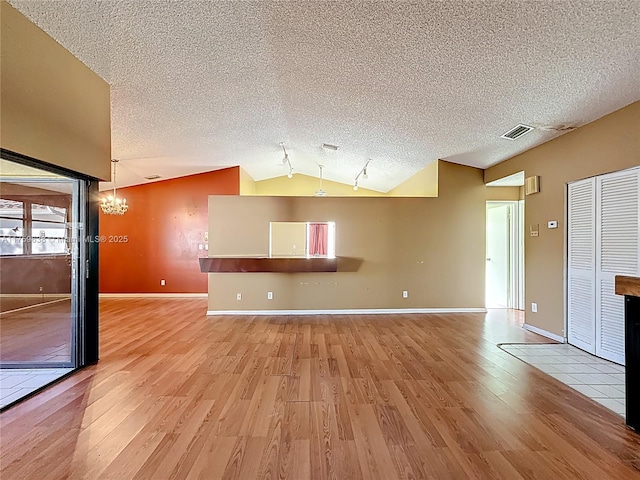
[
  {"left": 199, "top": 256, "right": 338, "bottom": 273},
  {"left": 615, "top": 276, "right": 640, "bottom": 297}
]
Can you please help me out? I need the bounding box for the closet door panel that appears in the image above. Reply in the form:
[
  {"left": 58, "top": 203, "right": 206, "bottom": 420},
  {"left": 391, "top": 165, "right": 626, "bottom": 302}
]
[
  {"left": 595, "top": 169, "right": 639, "bottom": 365},
  {"left": 568, "top": 178, "right": 596, "bottom": 354}
]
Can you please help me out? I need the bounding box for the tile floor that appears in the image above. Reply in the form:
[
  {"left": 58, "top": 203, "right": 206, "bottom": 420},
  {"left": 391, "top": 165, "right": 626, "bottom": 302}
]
[
  {"left": 0, "top": 368, "right": 73, "bottom": 409},
  {"left": 500, "top": 343, "right": 626, "bottom": 417}
]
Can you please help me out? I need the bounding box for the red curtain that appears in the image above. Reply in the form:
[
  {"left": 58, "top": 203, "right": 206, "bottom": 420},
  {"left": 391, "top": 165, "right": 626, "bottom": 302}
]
[{"left": 308, "top": 223, "right": 328, "bottom": 256}]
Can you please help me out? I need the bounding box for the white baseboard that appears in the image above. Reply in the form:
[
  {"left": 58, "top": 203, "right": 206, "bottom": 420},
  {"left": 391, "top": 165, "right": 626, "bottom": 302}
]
[
  {"left": 523, "top": 323, "right": 565, "bottom": 343},
  {"left": 0, "top": 294, "right": 69, "bottom": 298},
  {"left": 0, "top": 297, "right": 70, "bottom": 316},
  {"left": 206, "top": 307, "right": 486, "bottom": 316},
  {"left": 100, "top": 293, "right": 207, "bottom": 298}
]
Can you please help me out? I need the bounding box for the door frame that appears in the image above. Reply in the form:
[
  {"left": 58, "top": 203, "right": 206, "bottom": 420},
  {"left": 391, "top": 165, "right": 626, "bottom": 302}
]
[
  {"left": 0, "top": 148, "right": 100, "bottom": 369},
  {"left": 486, "top": 200, "right": 524, "bottom": 310}
]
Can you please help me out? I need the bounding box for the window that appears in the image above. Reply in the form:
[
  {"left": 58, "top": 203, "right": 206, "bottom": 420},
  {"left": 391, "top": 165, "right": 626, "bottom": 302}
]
[
  {"left": 0, "top": 198, "right": 68, "bottom": 256},
  {"left": 307, "top": 222, "right": 335, "bottom": 258},
  {"left": 0, "top": 199, "right": 25, "bottom": 255},
  {"left": 31, "top": 203, "right": 68, "bottom": 254},
  {"left": 269, "top": 221, "right": 336, "bottom": 258}
]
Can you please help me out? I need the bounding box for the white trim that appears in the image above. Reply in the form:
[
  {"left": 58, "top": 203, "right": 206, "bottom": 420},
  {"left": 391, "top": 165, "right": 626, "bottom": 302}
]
[
  {"left": 486, "top": 201, "right": 523, "bottom": 310},
  {"left": 523, "top": 323, "right": 565, "bottom": 343},
  {"left": 0, "top": 294, "right": 70, "bottom": 298},
  {"left": 207, "top": 307, "right": 487, "bottom": 316},
  {"left": 99, "top": 293, "right": 207, "bottom": 298},
  {"left": 0, "top": 297, "right": 70, "bottom": 316}
]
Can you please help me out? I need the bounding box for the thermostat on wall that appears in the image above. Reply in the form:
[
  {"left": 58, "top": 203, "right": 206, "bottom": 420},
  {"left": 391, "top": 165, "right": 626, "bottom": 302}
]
[{"left": 548, "top": 220, "right": 558, "bottom": 229}]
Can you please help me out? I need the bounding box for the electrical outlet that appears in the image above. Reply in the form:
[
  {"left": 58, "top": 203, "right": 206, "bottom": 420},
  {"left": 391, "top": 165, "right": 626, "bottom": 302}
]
[
  {"left": 161, "top": 279, "right": 165, "bottom": 286},
  {"left": 531, "top": 302, "right": 538, "bottom": 313},
  {"left": 39, "top": 286, "right": 43, "bottom": 292},
  {"left": 236, "top": 293, "right": 242, "bottom": 300},
  {"left": 267, "top": 291, "right": 273, "bottom": 300},
  {"left": 402, "top": 290, "right": 408, "bottom": 298}
]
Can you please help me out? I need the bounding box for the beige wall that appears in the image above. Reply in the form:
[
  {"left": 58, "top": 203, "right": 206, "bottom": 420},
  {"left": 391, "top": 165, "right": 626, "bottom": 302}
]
[
  {"left": 245, "top": 161, "right": 439, "bottom": 197},
  {"left": 208, "top": 160, "right": 486, "bottom": 311},
  {"left": 388, "top": 161, "right": 438, "bottom": 197},
  {"left": 485, "top": 101, "right": 640, "bottom": 337},
  {"left": 0, "top": 1, "right": 111, "bottom": 180},
  {"left": 252, "top": 173, "right": 383, "bottom": 197},
  {"left": 486, "top": 186, "right": 521, "bottom": 201},
  {"left": 239, "top": 167, "right": 257, "bottom": 195},
  {"left": 270, "top": 222, "right": 308, "bottom": 257}
]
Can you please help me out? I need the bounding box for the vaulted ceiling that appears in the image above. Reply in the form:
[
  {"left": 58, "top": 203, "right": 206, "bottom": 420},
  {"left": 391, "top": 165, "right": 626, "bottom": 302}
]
[{"left": 8, "top": 0, "right": 640, "bottom": 191}]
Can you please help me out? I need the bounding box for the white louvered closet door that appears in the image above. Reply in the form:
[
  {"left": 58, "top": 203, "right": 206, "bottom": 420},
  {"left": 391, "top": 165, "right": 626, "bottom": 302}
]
[
  {"left": 595, "top": 168, "right": 640, "bottom": 365},
  {"left": 567, "top": 178, "right": 596, "bottom": 354}
]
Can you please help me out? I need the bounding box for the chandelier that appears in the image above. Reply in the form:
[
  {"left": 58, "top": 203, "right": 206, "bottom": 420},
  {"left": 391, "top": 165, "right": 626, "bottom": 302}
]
[{"left": 101, "top": 159, "right": 128, "bottom": 215}]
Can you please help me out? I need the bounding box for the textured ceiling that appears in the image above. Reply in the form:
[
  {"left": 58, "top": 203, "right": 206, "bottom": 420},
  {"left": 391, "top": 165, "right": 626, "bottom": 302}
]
[{"left": 7, "top": 1, "right": 640, "bottom": 192}]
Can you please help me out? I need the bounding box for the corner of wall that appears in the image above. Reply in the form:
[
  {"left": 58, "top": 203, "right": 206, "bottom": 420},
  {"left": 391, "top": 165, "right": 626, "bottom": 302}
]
[{"left": 239, "top": 167, "right": 257, "bottom": 195}]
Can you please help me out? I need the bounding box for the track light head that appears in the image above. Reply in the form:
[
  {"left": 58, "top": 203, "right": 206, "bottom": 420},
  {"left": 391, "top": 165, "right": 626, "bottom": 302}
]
[
  {"left": 353, "top": 182, "right": 359, "bottom": 191},
  {"left": 354, "top": 159, "right": 371, "bottom": 186}
]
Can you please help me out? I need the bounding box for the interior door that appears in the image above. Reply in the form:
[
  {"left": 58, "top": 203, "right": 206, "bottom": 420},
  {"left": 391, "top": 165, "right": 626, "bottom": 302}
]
[{"left": 486, "top": 203, "right": 510, "bottom": 308}]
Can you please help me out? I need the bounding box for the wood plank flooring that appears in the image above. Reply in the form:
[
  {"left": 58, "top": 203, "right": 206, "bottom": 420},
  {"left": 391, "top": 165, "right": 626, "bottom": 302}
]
[
  {"left": 0, "top": 299, "right": 72, "bottom": 362},
  {"left": 1, "top": 298, "right": 639, "bottom": 479}
]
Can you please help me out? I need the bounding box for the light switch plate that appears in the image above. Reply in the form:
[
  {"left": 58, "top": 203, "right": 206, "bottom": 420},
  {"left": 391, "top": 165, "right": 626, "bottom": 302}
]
[{"left": 548, "top": 220, "right": 558, "bottom": 229}]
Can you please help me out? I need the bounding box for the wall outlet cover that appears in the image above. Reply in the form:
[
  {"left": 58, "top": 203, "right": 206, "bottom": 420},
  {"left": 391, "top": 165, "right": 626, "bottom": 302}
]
[
  {"left": 236, "top": 293, "right": 242, "bottom": 300},
  {"left": 402, "top": 290, "right": 408, "bottom": 298},
  {"left": 531, "top": 302, "right": 538, "bottom": 313}
]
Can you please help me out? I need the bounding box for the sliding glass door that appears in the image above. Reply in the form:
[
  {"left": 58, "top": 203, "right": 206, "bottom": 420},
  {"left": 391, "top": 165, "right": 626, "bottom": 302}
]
[{"left": 0, "top": 158, "right": 86, "bottom": 368}]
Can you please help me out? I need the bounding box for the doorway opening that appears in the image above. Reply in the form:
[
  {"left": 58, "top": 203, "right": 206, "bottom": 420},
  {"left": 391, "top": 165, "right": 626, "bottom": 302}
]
[{"left": 486, "top": 201, "right": 524, "bottom": 309}]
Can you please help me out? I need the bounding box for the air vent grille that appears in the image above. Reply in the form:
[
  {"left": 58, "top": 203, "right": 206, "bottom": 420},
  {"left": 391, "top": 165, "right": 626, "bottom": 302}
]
[{"left": 501, "top": 124, "right": 534, "bottom": 140}]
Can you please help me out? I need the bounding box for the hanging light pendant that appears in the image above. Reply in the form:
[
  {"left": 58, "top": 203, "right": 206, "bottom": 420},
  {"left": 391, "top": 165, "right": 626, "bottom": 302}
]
[
  {"left": 315, "top": 165, "right": 327, "bottom": 197},
  {"left": 101, "top": 159, "right": 128, "bottom": 215}
]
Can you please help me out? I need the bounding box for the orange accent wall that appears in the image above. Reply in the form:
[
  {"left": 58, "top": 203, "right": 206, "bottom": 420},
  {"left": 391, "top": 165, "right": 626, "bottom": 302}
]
[{"left": 99, "top": 167, "right": 239, "bottom": 293}]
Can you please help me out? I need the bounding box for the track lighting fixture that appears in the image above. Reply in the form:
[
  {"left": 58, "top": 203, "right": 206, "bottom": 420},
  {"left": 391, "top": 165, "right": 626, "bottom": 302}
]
[
  {"left": 353, "top": 159, "right": 371, "bottom": 191},
  {"left": 280, "top": 142, "right": 293, "bottom": 179}
]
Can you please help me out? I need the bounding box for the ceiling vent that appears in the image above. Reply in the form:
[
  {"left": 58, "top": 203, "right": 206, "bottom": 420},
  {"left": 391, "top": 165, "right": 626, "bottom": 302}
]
[
  {"left": 322, "top": 143, "right": 339, "bottom": 151},
  {"left": 144, "top": 174, "right": 161, "bottom": 180},
  {"left": 501, "top": 124, "right": 534, "bottom": 140}
]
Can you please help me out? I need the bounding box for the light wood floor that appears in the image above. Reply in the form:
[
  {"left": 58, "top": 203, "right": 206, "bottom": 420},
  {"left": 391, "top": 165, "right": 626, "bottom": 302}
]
[
  {"left": 1, "top": 298, "right": 639, "bottom": 479},
  {"left": 0, "top": 299, "right": 72, "bottom": 363}
]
